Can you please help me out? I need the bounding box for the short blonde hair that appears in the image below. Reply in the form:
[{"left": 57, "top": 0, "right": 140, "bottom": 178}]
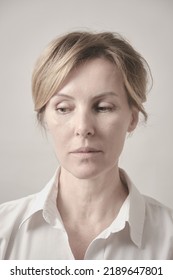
[{"left": 32, "top": 31, "right": 152, "bottom": 124}]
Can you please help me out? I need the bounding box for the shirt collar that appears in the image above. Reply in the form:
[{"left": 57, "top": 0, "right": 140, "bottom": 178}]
[
  {"left": 19, "top": 167, "right": 63, "bottom": 229},
  {"left": 96, "top": 169, "right": 145, "bottom": 248},
  {"left": 119, "top": 169, "right": 146, "bottom": 248}
]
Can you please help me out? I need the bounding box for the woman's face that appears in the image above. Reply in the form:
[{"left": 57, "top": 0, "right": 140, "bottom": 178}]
[{"left": 44, "top": 58, "right": 138, "bottom": 179}]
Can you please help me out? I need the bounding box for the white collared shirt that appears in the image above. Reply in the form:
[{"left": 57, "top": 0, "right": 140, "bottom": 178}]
[{"left": 0, "top": 168, "right": 173, "bottom": 259}]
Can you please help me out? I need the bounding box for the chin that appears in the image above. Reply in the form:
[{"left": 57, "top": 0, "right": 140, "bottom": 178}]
[{"left": 67, "top": 166, "right": 103, "bottom": 180}]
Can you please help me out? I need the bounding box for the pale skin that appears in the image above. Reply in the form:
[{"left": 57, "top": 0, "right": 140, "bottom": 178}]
[{"left": 44, "top": 58, "right": 139, "bottom": 259}]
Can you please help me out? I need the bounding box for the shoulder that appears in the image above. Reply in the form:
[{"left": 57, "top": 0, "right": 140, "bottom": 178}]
[
  {"left": 0, "top": 194, "right": 36, "bottom": 235},
  {"left": 143, "top": 195, "right": 173, "bottom": 226},
  {"left": 0, "top": 194, "right": 38, "bottom": 259},
  {"left": 144, "top": 195, "right": 173, "bottom": 214},
  {"left": 0, "top": 194, "right": 36, "bottom": 214}
]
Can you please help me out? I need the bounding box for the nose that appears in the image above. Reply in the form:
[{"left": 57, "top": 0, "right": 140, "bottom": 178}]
[{"left": 74, "top": 109, "right": 95, "bottom": 138}]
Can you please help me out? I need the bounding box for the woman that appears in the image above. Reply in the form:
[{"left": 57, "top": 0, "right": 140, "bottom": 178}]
[{"left": 0, "top": 31, "right": 173, "bottom": 259}]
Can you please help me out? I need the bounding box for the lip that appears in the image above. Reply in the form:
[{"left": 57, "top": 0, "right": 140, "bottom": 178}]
[{"left": 70, "top": 147, "right": 102, "bottom": 153}]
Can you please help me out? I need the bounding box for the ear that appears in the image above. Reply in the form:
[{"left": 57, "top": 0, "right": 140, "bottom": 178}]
[{"left": 127, "top": 107, "right": 139, "bottom": 133}]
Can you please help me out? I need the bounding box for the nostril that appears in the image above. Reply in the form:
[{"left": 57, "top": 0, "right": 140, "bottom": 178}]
[{"left": 75, "top": 128, "right": 95, "bottom": 137}]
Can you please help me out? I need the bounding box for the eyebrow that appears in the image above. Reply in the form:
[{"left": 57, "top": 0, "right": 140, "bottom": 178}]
[
  {"left": 54, "top": 91, "right": 119, "bottom": 100},
  {"left": 92, "top": 92, "right": 119, "bottom": 100}
]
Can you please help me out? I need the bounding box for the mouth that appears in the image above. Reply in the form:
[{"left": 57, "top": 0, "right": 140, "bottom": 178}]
[
  {"left": 71, "top": 147, "right": 102, "bottom": 153},
  {"left": 72, "top": 147, "right": 101, "bottom": 153}
]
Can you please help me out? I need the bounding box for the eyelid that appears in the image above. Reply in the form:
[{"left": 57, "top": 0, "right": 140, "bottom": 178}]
[
  {"left": 55, "top": 100, "right": 74, "bottom": 114},
  {"left": 55, "top": 100, "right": 72, "bottom": 107},
  {"left": 96, "top": 101, "right": 115, "bottom": 107},
  {"left": 98, "top": 101, "right": 113, "bottom": 105}
]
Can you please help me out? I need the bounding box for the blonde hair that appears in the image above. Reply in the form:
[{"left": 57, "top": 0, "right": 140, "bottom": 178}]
[{"left": 32, "top": 31, "right": 152, "bottom": 124}]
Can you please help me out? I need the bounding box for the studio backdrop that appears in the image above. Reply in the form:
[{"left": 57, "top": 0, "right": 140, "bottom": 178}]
[{"left": 0, "top": 0, "right": 173, "bottom": 208}]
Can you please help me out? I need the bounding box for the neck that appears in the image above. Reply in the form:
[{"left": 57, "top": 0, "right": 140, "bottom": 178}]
[{"left": 57, "top": 166, "right": 128, "bottom": 225}]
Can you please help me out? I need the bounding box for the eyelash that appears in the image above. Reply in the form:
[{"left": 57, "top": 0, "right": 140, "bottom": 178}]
[
  {"left": 95, "top": 105, "right": 114, "bottom": 113},
  {"left": 55, "top": 104, "right": 115, "bottom": 114},
  {"left": 56, "top": 107, "right": 71, "bottom": 113}
]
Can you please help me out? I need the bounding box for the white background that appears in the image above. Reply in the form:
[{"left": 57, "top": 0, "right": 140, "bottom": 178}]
[{"left": 0, "top": 0, "right": 172, "bottom": 208}]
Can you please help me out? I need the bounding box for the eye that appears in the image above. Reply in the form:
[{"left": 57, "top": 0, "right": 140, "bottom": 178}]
[
  {"left": 97, "top": 106, "right": 113, "bottom": 112},
  {"left": 95, "top": 102, "right": 115, "bottom": 113},
  {"left": 56, "top": 107, "right": 71, "bottom": 114},
  {"left": 55, "top": 102, "right": 74, "bottom": 114},
  {"left": 56, "top": 105, "right": 72, "bottom": 114}
]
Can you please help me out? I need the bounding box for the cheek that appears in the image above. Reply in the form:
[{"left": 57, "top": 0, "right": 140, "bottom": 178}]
[
  {"left": 102, "top": 117, "right": 130, "bottom": 157},
  {"left": 48, "top": 126, "right": 66, "bottom": 145},
  {"left": 46, "top": 109, "right": 73, "bottom": 131},
  {"left": 45, "top": 111, "right": 65, "bottom": 136},
  {"left": 102, "top": 115, "right": 130, "bottom": 138},
  {"left": 106, "top": 123, "right": 128, "bottom": 158},
  {"left": 47, "top": 121, "right": 73, "bottom": 158}
]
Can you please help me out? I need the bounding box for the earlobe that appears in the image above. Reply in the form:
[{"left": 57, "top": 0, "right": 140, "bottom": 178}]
[{"left": 128, "top": 108, "right": 139, "bottom": 132}]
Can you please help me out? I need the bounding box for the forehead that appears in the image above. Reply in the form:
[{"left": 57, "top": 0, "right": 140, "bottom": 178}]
[{"left": 55, "top": 58, "right": 125, "bottom": 98}]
